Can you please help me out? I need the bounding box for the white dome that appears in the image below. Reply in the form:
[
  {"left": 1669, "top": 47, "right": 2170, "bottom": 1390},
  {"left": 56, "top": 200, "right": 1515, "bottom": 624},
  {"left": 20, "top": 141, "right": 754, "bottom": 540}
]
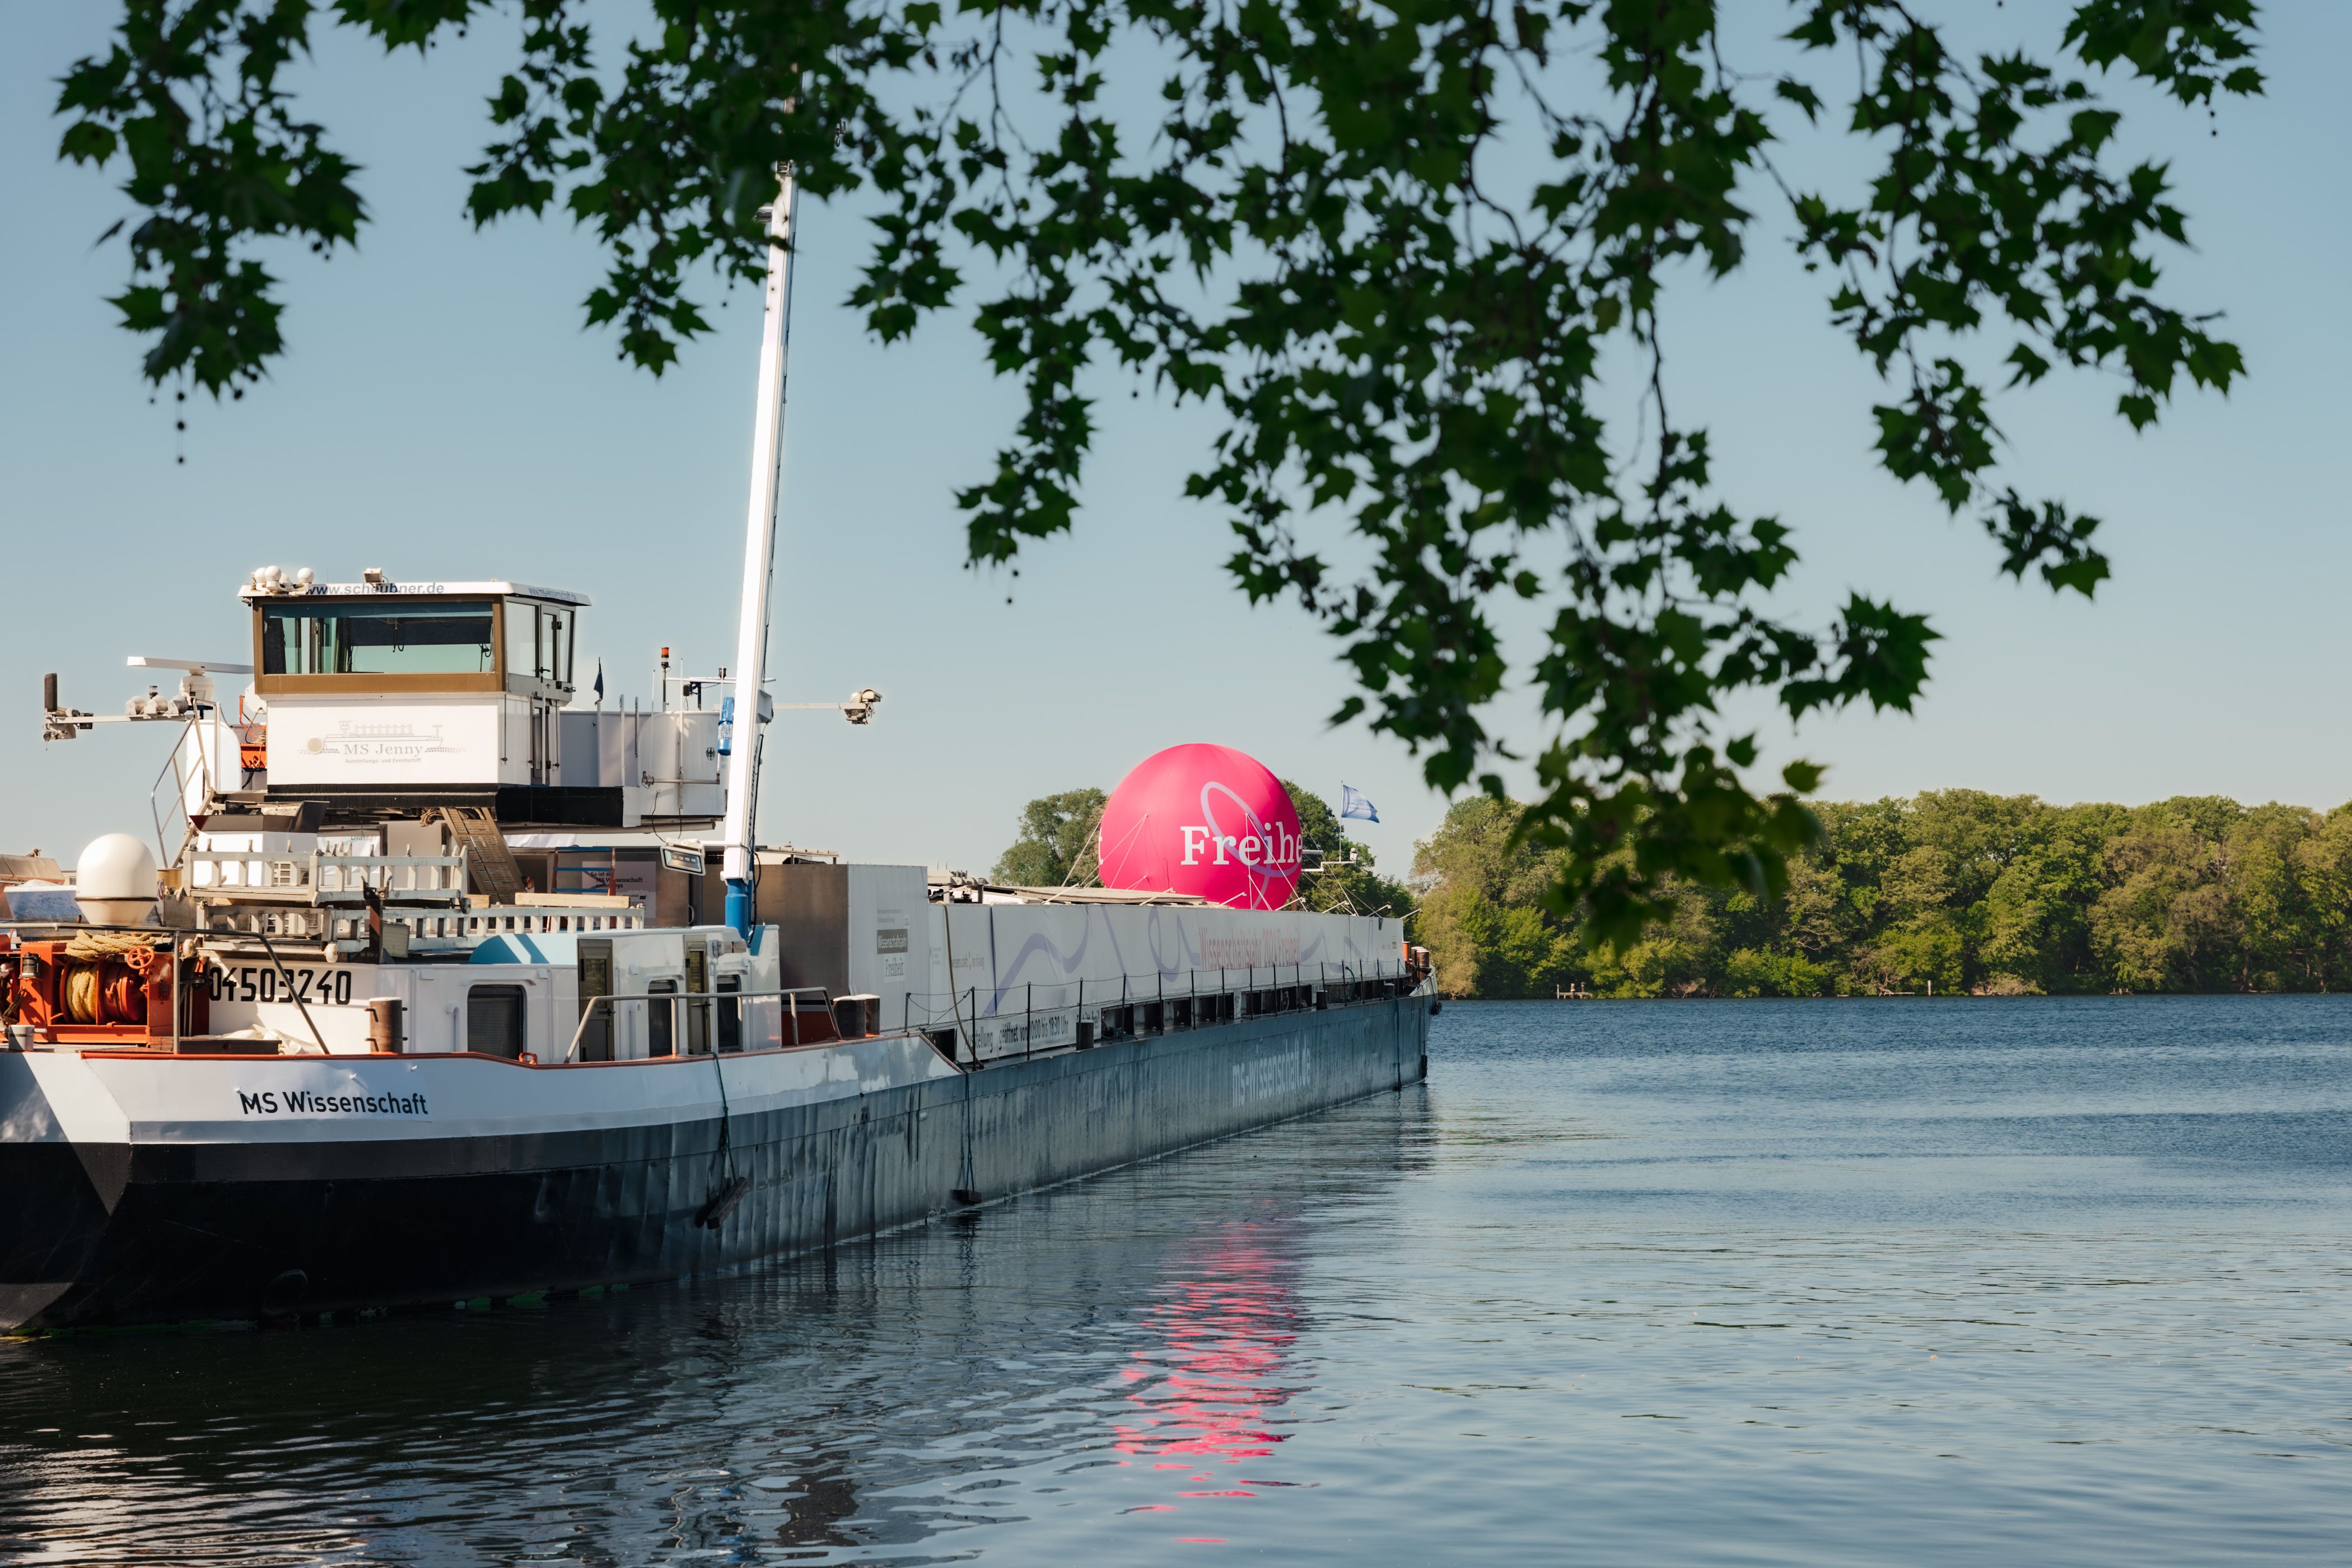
[{"left": 77, "top": 833, "right": 158, "bottom": 925}]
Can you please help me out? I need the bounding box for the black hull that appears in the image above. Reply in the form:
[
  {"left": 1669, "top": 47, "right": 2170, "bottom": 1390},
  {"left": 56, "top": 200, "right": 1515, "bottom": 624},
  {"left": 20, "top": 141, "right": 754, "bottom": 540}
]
[{"left": 2, "top": 996, "right": 1429, "bottom": 1329}]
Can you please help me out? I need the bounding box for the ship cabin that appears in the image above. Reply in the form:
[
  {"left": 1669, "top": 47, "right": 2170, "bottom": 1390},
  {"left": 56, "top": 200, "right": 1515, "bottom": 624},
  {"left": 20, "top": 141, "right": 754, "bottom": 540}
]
[
  {"left": 239, "top": 572, "right": 722, "bottom": 829},
  {"left": 244, "top": 573, "right": 589, "bottom": 821}
]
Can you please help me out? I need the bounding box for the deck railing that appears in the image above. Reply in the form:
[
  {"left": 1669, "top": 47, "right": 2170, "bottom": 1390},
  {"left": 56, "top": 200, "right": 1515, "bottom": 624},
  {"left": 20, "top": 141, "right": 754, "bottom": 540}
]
[
  {"left": 549, "top": 963, "right": 1421, "bottom": 1068},
  {"left": 186, "top": 849, "right": 470, "bottom": 906},
  {"left": 558, "top": 986, "right": 833, "bottom": 1063},
  {"left": 906, "top": 960, "right": 1417, "bottom": 1066}
]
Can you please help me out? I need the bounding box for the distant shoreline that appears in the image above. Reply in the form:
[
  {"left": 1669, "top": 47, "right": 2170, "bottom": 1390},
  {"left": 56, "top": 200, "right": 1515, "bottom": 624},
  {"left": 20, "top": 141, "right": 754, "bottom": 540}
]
[{"left": 1416, "top": 791, "right": 2352, "bottom": 1002}]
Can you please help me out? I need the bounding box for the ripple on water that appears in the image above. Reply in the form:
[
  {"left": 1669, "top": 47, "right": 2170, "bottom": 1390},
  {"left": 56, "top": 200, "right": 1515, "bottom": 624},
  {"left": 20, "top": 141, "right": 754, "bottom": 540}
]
[{"left": 4, "top": 996, "right": 2351, "bottom": 1565}]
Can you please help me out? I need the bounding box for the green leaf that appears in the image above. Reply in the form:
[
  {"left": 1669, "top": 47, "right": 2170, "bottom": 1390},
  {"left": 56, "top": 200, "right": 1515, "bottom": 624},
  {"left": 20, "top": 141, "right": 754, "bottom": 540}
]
[{"left": 55, "top": 0, "right": 2255, "bottom": 956}]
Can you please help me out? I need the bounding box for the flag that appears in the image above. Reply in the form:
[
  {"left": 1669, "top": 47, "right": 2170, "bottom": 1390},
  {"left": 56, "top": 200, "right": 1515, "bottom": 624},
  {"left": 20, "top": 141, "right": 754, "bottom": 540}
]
[
  {"left": 592, "top": 659, "right": 605, "bottom": 706},
  {"left": 1340, "top": 784, "right": 1379, "bottom": 823}
]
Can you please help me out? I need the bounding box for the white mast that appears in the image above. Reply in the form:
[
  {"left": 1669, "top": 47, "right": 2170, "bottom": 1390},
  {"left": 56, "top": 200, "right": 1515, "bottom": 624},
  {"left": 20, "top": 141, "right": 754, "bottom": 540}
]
[{"left": 722, "top": 168, "right": 799, "bottom": 937}]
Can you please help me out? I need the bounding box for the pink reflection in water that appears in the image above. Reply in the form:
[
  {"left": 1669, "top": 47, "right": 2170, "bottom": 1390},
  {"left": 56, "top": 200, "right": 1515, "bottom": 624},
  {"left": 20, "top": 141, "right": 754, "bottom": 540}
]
[{"left": 1111, "top": 1231, "right": 1306, "bottom": 1521}]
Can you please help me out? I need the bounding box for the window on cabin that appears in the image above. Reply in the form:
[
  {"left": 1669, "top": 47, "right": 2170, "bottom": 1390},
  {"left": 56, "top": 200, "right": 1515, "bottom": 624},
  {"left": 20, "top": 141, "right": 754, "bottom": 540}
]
[
  {"left": 577, "top": 940, "right": 613, "bottom": 1063},
  {"left": 467, "top": 984, "right": 527, "bottom": 1059},
  {"left": 717, "top": 975, "right": 742, "bottom": 1053},
  {"left": 647, "top": 978, "right": 677, "bottom": 1057},
  {"left": 504, "top": 601, "right": 576, "bottom": 687},
  {"left": 548, "top": 606, "right": 573, "bottom": 685},
  {"left": 684, "top": 942, "right": 711, "bottom": 1055},
  {"left": 261, "top": 601, "right": 496, "bottom": 675}
]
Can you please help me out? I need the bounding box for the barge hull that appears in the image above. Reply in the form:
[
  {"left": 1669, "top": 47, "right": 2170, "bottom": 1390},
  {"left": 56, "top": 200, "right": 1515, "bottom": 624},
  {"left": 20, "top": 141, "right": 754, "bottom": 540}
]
[{"left": 0, "top": 996, "right": 1427, "bottom": 1329}]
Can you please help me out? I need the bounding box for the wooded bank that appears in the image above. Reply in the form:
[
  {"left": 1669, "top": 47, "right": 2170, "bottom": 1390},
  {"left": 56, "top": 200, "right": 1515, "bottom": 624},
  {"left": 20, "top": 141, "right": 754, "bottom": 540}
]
[{"left": 1413, "top": 792, "right": 2352, "bottom": 998}]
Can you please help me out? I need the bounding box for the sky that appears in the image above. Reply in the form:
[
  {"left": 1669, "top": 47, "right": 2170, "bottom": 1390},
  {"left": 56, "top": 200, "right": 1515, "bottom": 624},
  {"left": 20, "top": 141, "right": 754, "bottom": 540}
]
[{"left": 2, "top": 4, "right": 2348, "bottom": 877}]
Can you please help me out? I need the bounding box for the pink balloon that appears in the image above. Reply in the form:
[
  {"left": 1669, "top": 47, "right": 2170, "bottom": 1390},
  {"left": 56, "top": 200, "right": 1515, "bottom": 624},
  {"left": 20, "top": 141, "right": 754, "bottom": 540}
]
[{"left": 1098, "top": 744, "right": 1303, "bottom": 908}]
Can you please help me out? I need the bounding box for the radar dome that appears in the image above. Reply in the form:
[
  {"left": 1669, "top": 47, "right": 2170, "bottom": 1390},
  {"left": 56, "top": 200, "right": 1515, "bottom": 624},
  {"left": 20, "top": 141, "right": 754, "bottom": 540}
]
[{"left": 76, "top": 833, "right": 158, "bottom": 926}]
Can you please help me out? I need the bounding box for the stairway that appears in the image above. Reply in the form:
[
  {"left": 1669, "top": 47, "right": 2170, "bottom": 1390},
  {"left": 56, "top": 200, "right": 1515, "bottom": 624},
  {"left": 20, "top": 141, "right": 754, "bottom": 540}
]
[{"left": 425, "top": 807, "right": 525, "bottom": 904}]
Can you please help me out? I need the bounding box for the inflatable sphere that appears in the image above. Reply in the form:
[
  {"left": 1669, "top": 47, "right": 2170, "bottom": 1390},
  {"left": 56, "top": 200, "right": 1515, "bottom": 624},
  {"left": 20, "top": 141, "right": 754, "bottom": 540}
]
[{"left": 1098, "top": 744, "right": 1303, "bottom": 908}]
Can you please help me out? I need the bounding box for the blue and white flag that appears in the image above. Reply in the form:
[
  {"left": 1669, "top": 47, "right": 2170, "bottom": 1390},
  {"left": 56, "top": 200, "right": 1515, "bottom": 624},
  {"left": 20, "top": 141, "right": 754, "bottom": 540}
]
[{"left": 1339, "top": 784, "right": 1379, "bottom": 823}]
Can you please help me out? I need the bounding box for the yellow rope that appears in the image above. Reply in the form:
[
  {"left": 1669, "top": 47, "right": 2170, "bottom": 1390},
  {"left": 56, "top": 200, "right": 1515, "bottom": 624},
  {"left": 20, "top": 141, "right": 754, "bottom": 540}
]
[
  {"left": 63, "top": 931, "right": 154, "bottom": 962},
  {"left": 64, "top": 967, "right": 100, "bottom": 1024}
]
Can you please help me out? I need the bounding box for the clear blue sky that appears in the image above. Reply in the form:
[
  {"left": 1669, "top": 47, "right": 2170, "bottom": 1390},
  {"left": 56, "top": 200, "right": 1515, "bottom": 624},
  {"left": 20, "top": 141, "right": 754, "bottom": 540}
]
[{"left": 3, "top": 4, "right": 2346, "bottom": 875}]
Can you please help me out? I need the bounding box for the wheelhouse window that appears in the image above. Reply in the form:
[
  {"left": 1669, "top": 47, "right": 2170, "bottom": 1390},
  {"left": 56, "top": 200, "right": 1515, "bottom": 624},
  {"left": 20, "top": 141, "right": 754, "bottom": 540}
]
[
  {"left": 262, "top": 601, "right": 496, "bottom": 676},
  {"left": 505, "top": 600, "right": 576, "bottom": 688}
]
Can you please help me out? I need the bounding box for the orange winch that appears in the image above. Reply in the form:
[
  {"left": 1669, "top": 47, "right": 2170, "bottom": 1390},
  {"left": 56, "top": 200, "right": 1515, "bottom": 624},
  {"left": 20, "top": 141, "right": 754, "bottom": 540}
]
[{"left": 0, "top": 934, "right": 209, "bottom": 1044}]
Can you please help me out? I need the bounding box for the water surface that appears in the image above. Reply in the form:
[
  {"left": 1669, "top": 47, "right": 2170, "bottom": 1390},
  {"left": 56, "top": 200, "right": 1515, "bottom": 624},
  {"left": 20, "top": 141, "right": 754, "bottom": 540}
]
[{"left": 4, "top": 997, "right": 2349, "bottom": 1564}]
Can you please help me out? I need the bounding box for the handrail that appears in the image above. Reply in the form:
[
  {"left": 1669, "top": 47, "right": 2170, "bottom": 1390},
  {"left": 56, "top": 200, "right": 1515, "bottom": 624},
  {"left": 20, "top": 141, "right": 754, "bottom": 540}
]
[
  {"left": 187, "top": 847, "right": 472, "bottom": 904},
  {"left": 523, "top": 968, "right": 1417, "bottom": 1067},
  {"left": 548, "top": 969, "right": 1414, "bottom": 1066},
  {"left": 898, "top": 958, "right": 1403, "bottom": 1026},
  {"left": 895, "top": 959, "right": 1421, "bottom": 1061},
  {"left": 559, "top": 984, "right": 833, "bottom": 1063}
]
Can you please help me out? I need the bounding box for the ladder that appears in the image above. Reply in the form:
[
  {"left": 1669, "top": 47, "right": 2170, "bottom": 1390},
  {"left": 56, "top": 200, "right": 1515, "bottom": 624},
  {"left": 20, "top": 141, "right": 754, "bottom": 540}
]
[{"left": 425, "top": 807, "right": 524, "bottom": 904}]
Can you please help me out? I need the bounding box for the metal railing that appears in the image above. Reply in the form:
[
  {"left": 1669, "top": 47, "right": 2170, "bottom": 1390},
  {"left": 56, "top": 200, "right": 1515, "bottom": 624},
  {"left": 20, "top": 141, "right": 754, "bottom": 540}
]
[
  {"left": 905, "top": 959, "right": 1417, "bottom": 1067},
  {"left": 558, "top": 985, "right": 834, "bottom": 1063},
  {"left": 542, "top": 963, "right": 1417, "bottom": 1068},
  {"left": 186, "top": 848, "right": 470, "bottom": 906}
]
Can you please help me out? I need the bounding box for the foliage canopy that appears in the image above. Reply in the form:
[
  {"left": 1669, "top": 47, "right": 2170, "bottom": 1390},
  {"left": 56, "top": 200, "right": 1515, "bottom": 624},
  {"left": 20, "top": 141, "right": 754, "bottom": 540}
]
[
  {"left": 991, "top": 787, "right": 1108, "bottom": 886},
  {"left": 58, "top": 1, "right": 2259, "bottom": 945},
  {"left": 1415, "top": 790, "right": 2352, "bottom": 998}
]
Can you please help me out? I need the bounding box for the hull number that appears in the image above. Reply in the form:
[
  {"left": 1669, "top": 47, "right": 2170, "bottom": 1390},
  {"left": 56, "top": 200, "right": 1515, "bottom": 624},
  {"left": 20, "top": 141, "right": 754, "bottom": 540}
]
[{"left": 208, "top": 965, "right": 358, "bottom": 1007}]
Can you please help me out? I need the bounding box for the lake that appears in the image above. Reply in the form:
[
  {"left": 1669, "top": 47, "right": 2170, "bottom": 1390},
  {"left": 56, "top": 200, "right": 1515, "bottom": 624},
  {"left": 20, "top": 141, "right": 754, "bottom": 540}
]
[{"left": 4, "top": 997, "right": 2349, "bottom": 1564}]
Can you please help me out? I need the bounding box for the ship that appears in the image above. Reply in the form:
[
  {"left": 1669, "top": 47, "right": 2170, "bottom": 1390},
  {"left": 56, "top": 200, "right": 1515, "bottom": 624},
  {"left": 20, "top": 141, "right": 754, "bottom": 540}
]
[{"left": 0, "top": 172, "right": 1432, "bottom": 1332}]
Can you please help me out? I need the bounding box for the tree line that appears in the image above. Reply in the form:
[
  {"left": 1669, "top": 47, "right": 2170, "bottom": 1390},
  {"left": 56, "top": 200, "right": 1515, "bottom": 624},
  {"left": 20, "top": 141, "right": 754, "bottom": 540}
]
[{"left": 1414, "top": 792, "right": 2352, "bottom": 998}]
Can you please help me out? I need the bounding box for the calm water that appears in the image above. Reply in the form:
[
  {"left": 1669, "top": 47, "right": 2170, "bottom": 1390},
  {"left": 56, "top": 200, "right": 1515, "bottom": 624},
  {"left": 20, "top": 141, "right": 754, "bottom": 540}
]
[{"left": 4, "top": 998, "right": 2350, "bottom": 1565}]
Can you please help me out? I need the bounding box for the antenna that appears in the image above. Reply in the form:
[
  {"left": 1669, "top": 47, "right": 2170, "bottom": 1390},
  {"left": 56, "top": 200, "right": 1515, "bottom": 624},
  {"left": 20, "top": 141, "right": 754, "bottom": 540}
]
[{"left": 722, "top": 167, "right": 801, "bottom": 938}]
